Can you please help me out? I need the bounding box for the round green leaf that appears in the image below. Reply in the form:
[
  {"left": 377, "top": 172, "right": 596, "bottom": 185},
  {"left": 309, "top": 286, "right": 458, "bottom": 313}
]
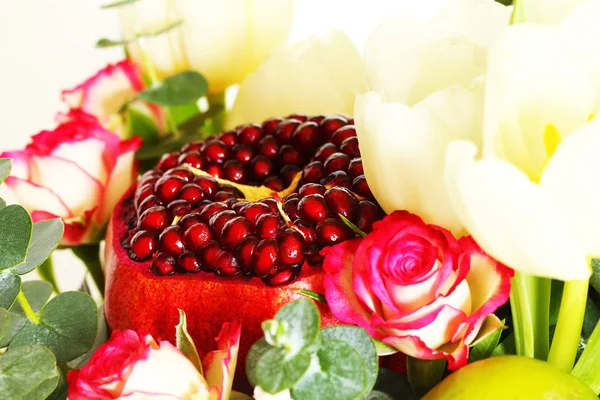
[
  {"left": 67, "top": 304, "right": 109, "bottom": 370},
  {"left": 0, "top": 158, "right": 11, "bottom": 184},
  {"left": 10, "top": 291, "right": 97, "bottom": 363},
  {"left": 0, "top": 345, "right": 58, "bottom": 399},
  {"left": 14, "top": 219, "right": 63, "bottom": 275},
  {"left": 0, "top": 198, "right": 6, "bottom": 210},
  {"left": 292, "top": 340, "right": 367, "bottom": 400},
  {"left": 0, "top": 205, "right": 32, "bottom": 271},
  {"left": 0, "top": 308, "right": 9, "bottom": 341},
  {"left": 138, "top": 71, "right": 208, "bottom": 106},
  {"left": 247, "top": 338, "right": 273, "bottom": 387},
  {"left": 256, "top": 347, "right": 312, "bottom": 394},
  {"left": 321, "top": 326, "right": 378, "bottom": 397},
  {"left": 22, "top": 374, "right": 59, "bottom": 400},
  {"left": 273, "top": 299, "right": 320, "bottom": 353},
  {"left": 0, "top": 270, "right": 21, "bottom": 309}
]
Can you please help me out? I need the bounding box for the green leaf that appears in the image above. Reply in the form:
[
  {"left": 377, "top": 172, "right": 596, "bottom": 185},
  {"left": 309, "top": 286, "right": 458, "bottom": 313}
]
[
  {"left": 0, "top": 205, "right": 32, "bottom": 271},
  {"left": 96, "top": 37, "right": 129, "bottom": 48},
  {"left": 67, "top": 304, "right": 109, "bottom": 369},
  {"left": 339, "top": 214, "right": 367, "bottom": 238},
  {"left": 126, "top": 107, "right": 161, "bottom": 144},
  {"left": 572, "top": 319, "right": 600, "bottom": 395},
  {"left": 321, "top": 325, "right": 378, "bottom": 397},
  {"left": 491, "top": 333, "right": 516, "bottom": 357},
  {"left": 101, "top": 0, "right": 140, "bottom": 8},
  {"left": 256, "top": 347, "right": 312, "bottom": 394},
  {"left": 292, "top": 340, "right": 367, "bottom": 400},
  {"left": 0, "top": 308, "right": 9, "bottom": 341},
  {"left": 590, "top": 259, "right": 600, "bottom": 296},
  {"left": 246, "top": 338, "right": 273, "bottom": 387},
  {"left": 406, "top": 357, "right": 446, "bottom": 398},
  {"left": 372, "top": 338, "right": 398, "bottom": 356},
  {"left": 176, "top": 309, "right": 202, "bottom": 374},
  {"left": 229, "top": 391, "right": 253, "bottom": 400},
  {"left": 0, "top": 158, "right": 11, "bottom": 184},
  {"left": 0, "top": 197, "right": 6, "bottom": 210},
  {"left": 0, "top": 345, "right": 59, "bottom": 399},
  {"left": 367, "top": 368, "right": 417, "bottom": 400},
  {"left": 169, "top": 103, "right": 201, "bottom": 127},
  {"left": 22, "top": 374, "right": 59, "bottom": 400},
  {"left": 0, "top": 270, "right": 21, "bottom": 309},
  {"left": 14, "top": 219, "right": 63, "bottom": 275},
  {"left": 10, "top": 291, "right": 97, "bottom": 363},
  {"left": 469, "top": 325, "right": 504, "bottom": 362},
  {"left": 138, "top": 71, "right": 208, "bottom": 106},
  {"left": 272, "top": 299, "right": 320, "bottom": 354},
  {"left": 96, "top": 21, "right": 183, "bottom": 48},
  {"left": 296, "top": 289, "right": 327, "bottom": 304}
]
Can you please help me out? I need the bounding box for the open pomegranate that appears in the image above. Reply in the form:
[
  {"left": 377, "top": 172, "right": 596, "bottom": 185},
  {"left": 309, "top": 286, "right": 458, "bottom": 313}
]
[{"left": 104, "top": 114, "right": 385, "bottom": 381}]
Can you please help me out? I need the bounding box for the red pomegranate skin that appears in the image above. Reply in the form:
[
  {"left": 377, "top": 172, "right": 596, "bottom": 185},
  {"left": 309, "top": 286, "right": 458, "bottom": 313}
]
[{"left": 104, "top": 189, "right": 339, "bottom": 383}]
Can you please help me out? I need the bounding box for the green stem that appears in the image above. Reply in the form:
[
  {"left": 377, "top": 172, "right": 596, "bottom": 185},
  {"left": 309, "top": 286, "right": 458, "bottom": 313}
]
[
  {"left": 532, "top": 277, "right": 551, "bottom": 360},
  {"left": 509, "top": 271, "right": 535, "bottom": 358},
  {"left": 72, "top": 244, "right": 105, "bottom": 298},
  {"left": 205, "top": 92, "right": 227, "bottom": 135},
  {"left": 16, "top": 290, "right": 40, "bottom": 324},
  {"left": 511, "top": 0, "right": 525, "bottom": 24},
  {"left": 37, "top": 257, "right": 60, "bottom": 294},
  {"left": 572, "top": 318, "right": 600, "bottom": 395},
  {"left": 548, "top": 280, "right": 589, "bottom": 372}
]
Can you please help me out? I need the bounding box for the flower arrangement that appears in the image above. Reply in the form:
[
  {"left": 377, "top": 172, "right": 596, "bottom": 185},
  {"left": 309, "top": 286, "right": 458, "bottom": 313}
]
[{"left": 0, "top": 0, "right": 599, "bottom": 399}]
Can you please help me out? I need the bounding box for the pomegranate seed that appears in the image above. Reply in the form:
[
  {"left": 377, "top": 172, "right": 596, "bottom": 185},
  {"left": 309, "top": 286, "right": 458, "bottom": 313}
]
[
  {"left": 231, "top": 200, "right": 250, "bottom": 214},
  {"left": 177, "top": 251, "right": 201, "bottom": 273},
  {"left": 214, "top": 191, "right": 237, "bottom": 202},
  {"left": 179, "top": 212, "right": 202, "bottom": 230},
  {"left": 152, "top": 252, "right": 175, "bottom": 275},
  {"left": 302, "top": 161, "right": 325, "bottom": 184},
  {"left": 181, "top": 142, "right": 203, "bottom": 153},
  {"left": 283, "top": 198, "right": 300, "bottom": 220},
  {"left": 223, "top": 159, "right": 248, "bottom": 183},
  {"left": 358, "top": 200, "right": 384, "bottom": 233},
  {"left": 314, "top": 143, "right": 339, "bottom": 163},
  {"left": 232, "top": 144, "right": 254, "bottom": 164},
  {"left": 340, "top": 136, "right": 360, "bottom": 158},
  {"left": 237, "top": 235, "right": 259, "bottom": 273},
  {"left": 260, "top": 198, "right": 279, "bottom": 213},
  {"left": 199, "top": 202, "right": 228, "bottom": 223},
  {"left": 279, "top": 229, "right": 306, "bottom": 264},
  {"left": 237, "top": 124, "right": 264, "bottom": 145},
  {"left": 322, "top": 171, "right": 352, "bottom": 190},
  {"left": 194, "top": 175, "right": 219, "bottom": 197},
  {"left": 309, "top": 114, "right": 327, "bottom": 124},
  {"left": 316, "top": 218, "right": 355, "bottom": 246},
  {"left": 202, "top": 140, "right": 229, "bottom": 164},
  {"left": 218, "top": 130, "right": 237, "bottom": 147},
  {"left": 319, "top": 116, "right": 347, "bottom": 139},
  {"left": 293, "top": 121, "right": 323, "bottom": 151},
  {"left": 275, "top": 120, "right": 301, "bottom": 144},
  {"left": 264, "top": 176, "right": 285, "bottom": 191},
  {"left": 177, "top": 152, "right": 205, "bottom": 170},
  {"left": 353, "top": 175, "right": 373, "bottom": 198},
  {"left": 138, "top": 195, "right": 163, "bottom": 216},
  {"left": 278, "top": 145, "right": 302, "bottom": 166},
  {"left": 167, "top": 199, "right": 192, "bottom": 217},
  {"left": 262, "top": 265, "right": 301, "bottom": 286},
  {"left": 209, "top": 210, "right": 237, "bottom": 236},
  {"left": 138, "top": 206, "right": 169, "bottom": 232},
  {"left": 165, "top": 166, "right": 194, "bottom": 182},
  {"left": 280, "top": 164, "right": 301, "bottom": 185},
  {"left": 183, "top": 222, "right": 213, "bottom": 251},
  {"left": 257, "top": 135, "right": 279, "bottom": 158},
  {"left": 219, "top": 184, "right": 243, "bottom": 197},
  {"left": 178, "top": 183, "right": 205, "bottom": 204},
  {"left": 134, "top": 184, "right": 155, "bottom": 209},
  {"left": 324, "top": 187, "right": 359, "bottom": 222},
  {"left": 293, "top": 220, "right": 316, "bottom": 244},
  {"left": 253, "top": 239, "right": 281, "bottom": 278},
  {"left": 130, "top": 230, "right": 156, "bottom": 261},
  {"left": 348, "top": 158, "right": 364, "bottom": 179},
  {"left": 298, "top": 194, "right": 330, "bottom": 224},
  {"left": 324, "top": 152, "right": 351, "bottom": 174},
  {"left": 140, "top": 170, "right": 161, "bottom": 185},
  {"left": 299, "top": 183, "right": 326, "bottom": 197},
  {"left": 306, "top": 244, "right": 324, "bottom": 266},
  {"left": 331, "top": 126, "right": 357, "bottom": 147},
  {"left": 214, "top": 251, "right": 241, "bottom": 276},
  {"left": 157, "top": 152, "right": 180, "bottom": 171},
  {"left": 256, "top": 213, "right": 285, "bottom": 239},
  {"left": 154, "top": 175, "right": 185, "bottom": 203},
  {"left": 221, "top": 216, "right": 252, "bottom": 249},
  {"left": 206, "top": 164, "right": 223, "bottom": 179},
  {"left": 286, "top": 113, "right": 308, "bottom": 122},
  {"left": 250, "top": 156, "right": 274, "bottom": 181},
  {"left": 158, "top": 226, "right": 185, "bottom": 257},
  {"left": 262, "top": 117, "right": 284, "bottom": 136},
  {"left": 243, "top": 203, "right": 272, "bottom": 225},
  {"left": 199, "top": 241, "right": 222, "bottom": 272}
]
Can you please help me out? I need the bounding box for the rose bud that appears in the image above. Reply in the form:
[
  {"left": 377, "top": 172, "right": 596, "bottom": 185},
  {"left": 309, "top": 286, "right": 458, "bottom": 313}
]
[
  {"left": 1, "top": 110, "right": 141, "bottom": 245},
  {"left": 323, "top": 211, "right": 514, "bottom": 370}
]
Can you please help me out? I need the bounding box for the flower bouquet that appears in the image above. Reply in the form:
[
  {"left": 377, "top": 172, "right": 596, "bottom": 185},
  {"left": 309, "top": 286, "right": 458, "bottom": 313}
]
[{"left": 0, "top": 0, "right": 599, "bottom": 399}]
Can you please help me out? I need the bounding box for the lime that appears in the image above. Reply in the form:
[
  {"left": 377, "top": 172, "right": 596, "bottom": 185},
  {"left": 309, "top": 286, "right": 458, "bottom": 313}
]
[{"left": 423, "top": 355, "right": 596, "bottom": 400}]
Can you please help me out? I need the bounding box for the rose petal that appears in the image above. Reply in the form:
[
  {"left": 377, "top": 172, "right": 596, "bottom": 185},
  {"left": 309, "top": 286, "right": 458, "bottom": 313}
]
[
  {"left": 32, "top": 210, "right": 97, "bottom": 247},
  {"left": 202, "top": 321, "right": 242, "bottom": 400},
  {"left": 4, "top": 177, "right": 71, "bottom": 217}
]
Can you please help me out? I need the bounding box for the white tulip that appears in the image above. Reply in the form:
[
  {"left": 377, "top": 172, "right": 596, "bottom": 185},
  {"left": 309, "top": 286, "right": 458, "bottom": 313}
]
[{"left": 520, "top": 0, "right": 592, "bottom": 24}]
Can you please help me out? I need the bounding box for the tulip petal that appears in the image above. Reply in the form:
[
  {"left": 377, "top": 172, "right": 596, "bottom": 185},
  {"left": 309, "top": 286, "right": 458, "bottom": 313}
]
[
  {"left": 445, "top": 140, "right": 590, "bottom": 280},
  {"left": 522, "top": 0, "right": 589, "bottom": 24},
  {"left": 227, "top": 29, "right": 368, "bottom": 127},
  {"left": 540, "top": 117, "right": 600, "bottom": 259},
  {"left": 203, "top": 321, "right": 242, "bottom": 400}
]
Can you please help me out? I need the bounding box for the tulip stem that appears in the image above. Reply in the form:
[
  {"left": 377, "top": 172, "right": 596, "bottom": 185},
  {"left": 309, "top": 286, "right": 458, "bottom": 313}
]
[
  {"left": 533, "top": 277, "right": 551, "bottom": 360},
  {"left": 17, "top": 290, "right": 40, "bottom": 324},
  {"left": 548, "top": 280, "right": 589, "bottom": 372},
  {"left": 510, "top": 271, "right": 535, "bottom": 358},
  {"left": 72, "top": 244, "right": 105, "bottom": 298}
]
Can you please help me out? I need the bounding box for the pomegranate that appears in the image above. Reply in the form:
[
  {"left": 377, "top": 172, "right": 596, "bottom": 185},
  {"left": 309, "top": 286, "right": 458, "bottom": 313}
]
[{"left": 104, "top": 114, "right": 384, "bottom": 386}]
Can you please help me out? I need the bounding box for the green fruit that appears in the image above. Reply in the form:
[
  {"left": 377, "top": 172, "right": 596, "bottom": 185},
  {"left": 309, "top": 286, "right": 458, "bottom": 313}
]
[{"left": 423, "top": 356, "right": 596, "bottom": 400}]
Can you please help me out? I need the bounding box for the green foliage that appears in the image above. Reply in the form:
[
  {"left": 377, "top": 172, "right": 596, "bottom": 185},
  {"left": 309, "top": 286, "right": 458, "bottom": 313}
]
[
  {"left": 339, "top": 214, "right": 367, "bottom": 238},
  {"left": 0, "top": 308, "right": 9, "bottom": 341},
  {"left": 13, "top": 219, "right": 63, "bottom": 275},
  {"left": 126, "top": 106, "right": 161, "bottom": 144},
  {"left": 0, "top": 345, "right": 59, "bottom": 400},
  {"left": 96, "top": 21, "right": 183, "bottom": 49},
  {"left": 138, "top": 71, "right": 208, "bottom": 106},
  {"left": 296, "top": 289, "right": 327, "bottom": 304},
  {"left": 372, "top": 338, "right": 398, "bottom": 356},
  {"left": 0, "top": 158, "right": 11, "bottom": 184},
  {"left": 590, "top": 259, "right": 600, "bottom": 296},
  {"left": 407, "top": 357, "right": 446, "bottom": 399},
  {"left": 0, "top": 270, "right": 21, "bottom": 309},
  {"left": 0, "top": 205, "right": 32, "bottom": 271},
  {"left": 176, "top": 309, "right": 203, "bottom": 374},
  {"left": 101, "top": 0, "right": 140, "bottom": 8},
  {"left": 469, "top": 325, "right": 504, "bottom": 363},
  {"left": 366, "top": 369, "right": 416, "bottom": 400}
]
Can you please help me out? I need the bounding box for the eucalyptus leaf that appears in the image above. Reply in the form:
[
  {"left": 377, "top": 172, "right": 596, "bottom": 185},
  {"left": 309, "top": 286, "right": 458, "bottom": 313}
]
[
  {"left": 373, "top": 338, "right": 398, "bottom": 356},
  {"left": 246, "top": 338, "right": 273, "bottom": 387},
  {"left": 101, "top": 0, "right": 140, "bottom": 8},
  {"left": 10, "top": 291, "right": 97, "bottom": 363},
  {"left": 0, "top": 270, "right": 21, "bottom": 309},
  {"left": 0, "top": 198, "right": 6, "bottom": 210},
  {"left": 138, "top": 71, "right": 208, "bottom": 106},
  {"left": 0, "top": 345, "right": 58, "bottom": 399},
  {"left": 469, "top": 325, "right": 504, "bottom": 362},
  {"left": 0, "top": 158, "right": 11, "bottom": 184},
  {"left": 0, "top": 205, "right": 32, "bottom": 270},
  {"left": 14, "top": 219, "right": 63, "bottom": 275},
  {"left": 176, "top": 309, "right": 202, "bottom": 374},
  {"left": 367, "top": 368, "right": 417, "bottom": 400},
  {"left": 321, "top": 325, "right": 378, "bottom": 397},
  {"left": 256, "top": 347, "right": 312, "bottom": 394},
  {"left": 273, "top": 299, "right": 320, "bottom": 354},
  {"left": 296, "top": 289, "right": 327, "bottom": 304},
  {"left": 292, "top": 340, "right": 367, "bottom": 400},
  {"left": 126, "top": 106, "right": 161, "bottom": 144},
  {"left": 22, "top": 374, "right": 59, "bottom": 400},
  {"left": 67, "top": 304, "right": 109, "bottom": 369},
  {"left": 0, "top": 308, "right": 9, "bottom": 341}
]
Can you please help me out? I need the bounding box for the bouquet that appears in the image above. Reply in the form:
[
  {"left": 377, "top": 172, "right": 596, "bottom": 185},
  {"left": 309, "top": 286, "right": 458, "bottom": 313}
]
[{"left": 0, "top": 0, "right": 599, "bottom": 399}]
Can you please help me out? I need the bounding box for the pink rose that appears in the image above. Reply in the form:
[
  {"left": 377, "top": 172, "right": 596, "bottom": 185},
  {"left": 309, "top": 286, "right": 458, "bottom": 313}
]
[
  {"left": 68, "top": 322, "right": 241, "bottom": 400},
  {"left": 323, "top": 211, "right": 513, "bottom": 369},
  {"left": 62, "top": 59, "right": 164, "bottom": 138},
  {"left": 1, "top": 110, "right": 141, "bottom": 245}
]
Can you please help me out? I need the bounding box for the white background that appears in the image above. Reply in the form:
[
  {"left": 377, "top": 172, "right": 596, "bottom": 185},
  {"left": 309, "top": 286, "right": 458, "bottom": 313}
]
[{"left": 0, "top": 0, "right": 445, "bottom": 289}]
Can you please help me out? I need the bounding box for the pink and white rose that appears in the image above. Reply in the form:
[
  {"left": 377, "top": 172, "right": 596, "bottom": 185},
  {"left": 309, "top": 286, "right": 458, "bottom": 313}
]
[
  {"left": 323, "top": 211, "right": 513, "bottom": 369},
  {"left": 1, "top": 110, "right": 141, "bottom": 245},
  {"left": 67, "top": 322, "right": 241, "bottom": 400}
]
